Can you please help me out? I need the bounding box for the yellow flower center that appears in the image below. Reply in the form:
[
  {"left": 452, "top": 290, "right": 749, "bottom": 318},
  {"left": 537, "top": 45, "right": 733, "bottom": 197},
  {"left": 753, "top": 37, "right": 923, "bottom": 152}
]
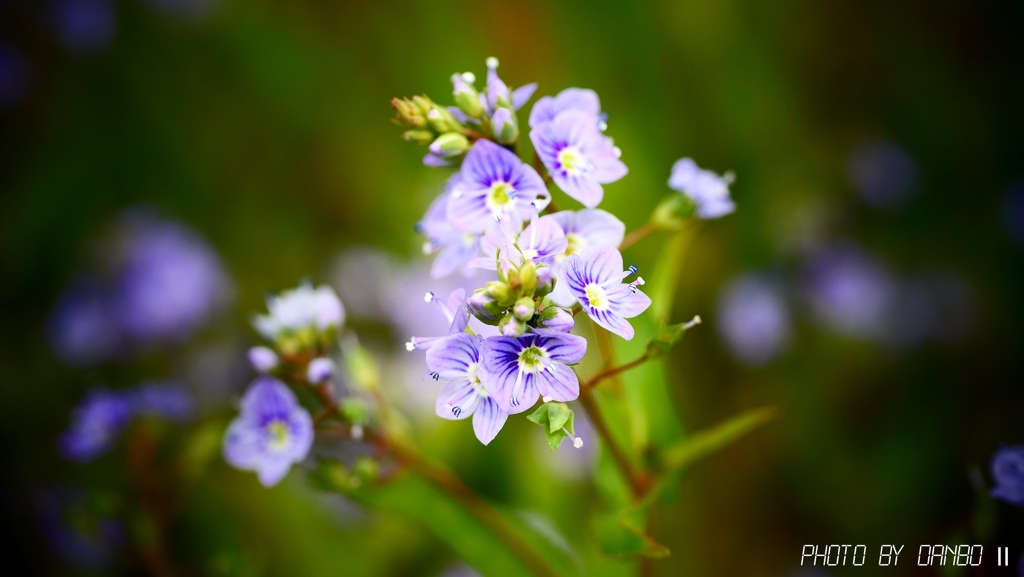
[
  {"left": 266, "top": 420, "right": 290, "bottom": 451},
  {"left": 558, "top": 147, "right": 586, "bottom": 174},
  {"left": 487, "top": 181, "right": 514, "bottom": 211},
  {"left": 585, "top": 283, "right": 608, "bottom": 309}
]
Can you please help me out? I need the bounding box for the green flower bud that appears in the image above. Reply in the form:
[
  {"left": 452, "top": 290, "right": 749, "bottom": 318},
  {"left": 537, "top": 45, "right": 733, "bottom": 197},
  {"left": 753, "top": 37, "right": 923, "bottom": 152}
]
[
  {"left": 429, "top": 132, "right": 470, "bottom": 158},
  {"left": 426, "top": 106, "right": 463, "bottom": 134},
  {"left": 513, "top": 297, "right": 535, "bottom": 321},
  {"left": 498, "top": 315, "right": 526, "bottom": 337},
  {"left": 452, "top": 72, "right": 485, "bottom": 119},
  {"left": 411, "top": 95, "right": 434, "bottom": 115},
  {"left": 390, "top": 97, "right": 427, "bottom": 129},
  {"left": 492, "top": 108, "right": 519, "bottom": 145},
  {"left": 519, "top": 261, "right": 538, "bottom": 294},
  {"left": 652, "top": 194, "right": 695, "bottom": 230},
  {"left": 485, "top": 281, "right": 514, "bottom": 306},
  {"left": 402, "top": 130, "right": 434, "bottom": 145}
]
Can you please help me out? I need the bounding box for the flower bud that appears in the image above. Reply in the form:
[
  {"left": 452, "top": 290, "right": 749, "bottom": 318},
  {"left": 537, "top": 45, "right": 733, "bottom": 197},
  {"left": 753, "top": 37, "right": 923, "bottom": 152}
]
[
  {"left": 390, "top": 97, "right": 427, "bottom": 129},
  {"left": 429, "top": 133, "right": 470, "bottom": 158},
  {"left": 426, "top": 106, "right": 462, "bottom": 133},
  {"left": 307, "top": 357, "right": 336, "bottom": 384},
  {"left": 468, "top": 290, "right": 503, "bottom": 324},
  {"left": 452, "top": 73, "right": 484, "bottom": 119},
  {"left": 491, "top": 108, "right": 518, "bottom": 144},
  {"left": 402, "top": 129, "right": 434, "bottom": 145},
  {"left": 651, "top": 193, "right": 695, "bottom": 230},
  {"left": 519, "top": 261, "right": 538, "bottom": 294},
  {"left": 499, "top": 315, "right": 525, "bottom": 337},
  {"left": 411, "top": 95, "right": 434, "bottom": 116},
  {"left": 485, "top": 281, "right": 514, "bottom": 306},
  {"left": 539, "top": 307, "right": 574, "bottom": 333},
  {"left": 248, "top": 346, "right": 279, "bottom": 372},
  {"left": 513, "top": 297, "right": 535, "bottom": 321}
]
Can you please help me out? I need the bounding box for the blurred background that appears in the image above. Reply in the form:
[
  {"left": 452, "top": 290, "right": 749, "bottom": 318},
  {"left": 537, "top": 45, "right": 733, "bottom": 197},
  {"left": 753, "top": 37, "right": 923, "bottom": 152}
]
[{"left": 1, "top": 0, "right": 1023, "bottom": 575}]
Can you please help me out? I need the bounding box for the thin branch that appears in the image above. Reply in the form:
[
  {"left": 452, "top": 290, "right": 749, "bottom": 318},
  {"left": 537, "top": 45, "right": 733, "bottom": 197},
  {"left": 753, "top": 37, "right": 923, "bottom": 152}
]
[
  {"left": 619, "top": 221, "right": 657, "bottom": 251},
  {"left": 578, "top": 390, "right": 651, "bottom": 498},
  {"left": 582, "top": 353, "right": 650, "bottom": 393}
]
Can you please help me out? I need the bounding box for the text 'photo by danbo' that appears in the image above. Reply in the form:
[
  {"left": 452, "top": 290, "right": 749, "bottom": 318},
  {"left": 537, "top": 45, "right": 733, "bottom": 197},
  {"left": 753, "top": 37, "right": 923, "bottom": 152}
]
[{"left": 1, "top": 1, "right": 1023, "bottom": 576}]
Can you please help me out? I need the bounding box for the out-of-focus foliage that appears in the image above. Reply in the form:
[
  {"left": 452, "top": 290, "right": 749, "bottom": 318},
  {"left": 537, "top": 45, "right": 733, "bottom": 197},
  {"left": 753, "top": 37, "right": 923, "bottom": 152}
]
[{"left": 1, "top": 0, "right": 1023, "bottom": 576}]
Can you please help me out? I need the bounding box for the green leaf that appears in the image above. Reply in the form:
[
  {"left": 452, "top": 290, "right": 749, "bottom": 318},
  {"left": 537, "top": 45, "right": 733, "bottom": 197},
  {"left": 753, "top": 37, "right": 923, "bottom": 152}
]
[
  {"left": 661, "top": 406, "right": 780, "bottom": 473},
  {"left": 526, "top": 403, "right": 550, "bottom": 426},
  {"left": 547, "top": 403, "right": 572, "bottom": 433}
]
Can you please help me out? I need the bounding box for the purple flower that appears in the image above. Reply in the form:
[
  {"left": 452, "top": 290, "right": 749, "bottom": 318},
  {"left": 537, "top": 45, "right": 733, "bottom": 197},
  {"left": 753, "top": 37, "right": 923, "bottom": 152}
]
[
  {"left": 529, "top": 88, "right": 602, "bottom": 128},
  {"left": 548, "top": 209, "right": 625, "bottom": 306},
  {"left": 803, "top": 244, "right": 895, "bottom": 339},
  {"left": 426, "top": 333, "right": 507, "bottom": 445},
  {"left": 58, "top": 390, "right": 134, "bottom": 462},
  {"left": 847, "top": 138, "right": 919, "bottom": 210},
  {"left": 48, "top": 279, "right": 120, "bottom": 366},
  {"left": 223, "top": 377, "right": 313, "bottom": 487},
  {"left": 306, "top": 357, "right": 335, "bottom": 384},
  {"left": 716, "top": 274, "right": 791, "bottom": 366},
  {"left": 559, "top": 246, "right": 651, "bottom": 340},
  {"left": 405, "top": 289, "right": 469, "bottom": 351},
  {"left": 668, "top": 158, "right": 735, "bottom": 219},
  {"left": 49, "top": 0, "right": 116, "bottom": 54},
  {"left": 481, "top": 332, "right": 587, "bottom": 414},
  {"left": 474, "top": 214, "right": 567, "bottom": 273},
  {"left": 991, "top": 445, "right": 1024, "bottom": 506},
  {"left": 115, "top": 213, "right": 231, "bottom": 344},
  {"left": 254, "top": 283, "right": 344, "bottom": 341},
  {"left": 130, "top": 381, "right": 194, "bottom": 421},
  {"left": 418, "top": 190, "right": 482, "bottom": 278},
  {"left": 248, "top": 346, "right": 279, "bottom": 372},
  {"left": 531, "top": 110, "right": 626, "bottom": 208},
  {"left": 446, "top": 139, "right": 550, "bottom": 232}
]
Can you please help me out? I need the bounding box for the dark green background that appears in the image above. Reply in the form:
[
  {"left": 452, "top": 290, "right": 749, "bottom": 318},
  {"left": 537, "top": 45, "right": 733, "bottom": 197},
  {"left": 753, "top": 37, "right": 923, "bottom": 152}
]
[{"left": 2, "top": 0, "right": 1023, "bottom": 575}]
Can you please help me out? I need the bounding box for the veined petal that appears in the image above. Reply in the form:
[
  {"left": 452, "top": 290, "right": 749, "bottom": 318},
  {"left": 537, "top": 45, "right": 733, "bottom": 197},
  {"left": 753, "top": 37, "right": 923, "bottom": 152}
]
[
  {"left": 472, "top": 397, "right": 508, "bottom": 445},
  {"left": 611, "top": 288, "right": 652, "bottom": 319},
  {"left": 426, "top": 333, "right": 481, "bottom": 375},
  {"left": 240, "top": 377, "right": 296, "bottom": 422},
  {"left": 536, "top": 332, "right": 587, "bottom": 364},
  {"left": 533, "top": 363, "right": 580, "bottom": 402},
  {"left": 435, "top": 379, "right": 481, "bottom": 420},
  {"left": 582, "top": 246, "right": 624, "bottom": 286},
  {"left": 519, "top": 216, "right": 569, "bottom": 266},
  {"left": 551, "top": 171, "right": 603, "bottom": 208},
  {"left": 588, "top": 307, "right": 635, "bottom": 340}
]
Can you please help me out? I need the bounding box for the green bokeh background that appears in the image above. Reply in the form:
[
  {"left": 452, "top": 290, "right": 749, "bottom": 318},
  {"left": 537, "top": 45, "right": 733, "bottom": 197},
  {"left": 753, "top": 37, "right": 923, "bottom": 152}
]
[{"left": 2, "top": 0, "right": 1023, "bottom": 575}]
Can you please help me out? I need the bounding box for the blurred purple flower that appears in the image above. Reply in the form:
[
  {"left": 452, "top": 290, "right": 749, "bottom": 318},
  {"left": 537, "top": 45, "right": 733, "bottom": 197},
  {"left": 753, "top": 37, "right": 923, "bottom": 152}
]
[
  {"left": 48, "top": 279, "right": 120, "bottom": 367},
  {"left": 35, "top": 489, "right": 123, "bottom": 571},
  {"left": 668, "top": 158, "right": 735, "bottom": 219},
  {"left": 58, "top": 389, "right": 133, "bottom": 462},
  {"left": 115, "top": 212, "right": 232, "bottom": 344},
  {"left": 405, "top": 289, "right": 468, "bottom": 351},
  {"left": 479, "top": 57, "right": 536, "bottom": 116},
  {"left": 254, "top": 283, "right": 343, "bottom": 341},
  {"left": 847, "top": 138, "right": 919, "bottom": 209},
  {"left": 0, "top": 41, "right": 30, "bottom": 109},
  {"left": 991, "top": 444, "right": 1024, "bottom": 506},
  {"left": 1002, "top": 180, "right": 1024, "bottom": 251},
  {"left": 130, "top": 381, "right": 194, "bottom": 421},
  {"left": 248, "top": 346, "right": 279, "bottom": 373},
  {"left": 716, "top": 274, "right": 791, "bottom": 366},
  {"left": 418, "top": 190, "right": 483, "bottom": 279},
  {"left": 223, "top": 376, "right": 313, "bottom": 487},
  {"left": 803, "top": 244, "right": 896, "bottom": 339},
  {"left": 49, "top": 0, "right": 116, "bottom": 54},
  {"left": 306, "top": 357, "right": 335, "bottom": 384}
]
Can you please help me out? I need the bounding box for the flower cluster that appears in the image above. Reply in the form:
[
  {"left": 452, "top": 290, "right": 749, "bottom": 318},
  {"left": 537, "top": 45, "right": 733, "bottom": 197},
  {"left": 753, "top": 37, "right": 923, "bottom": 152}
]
[
  {"left": 59, "top": 382, "right": 194, "bottom": 462},
  {"left": 222, "top": 283, "right": 344, "bottom": 486},
  {"left": 398, "top": 59, "right": 656, "bottom": 446}
]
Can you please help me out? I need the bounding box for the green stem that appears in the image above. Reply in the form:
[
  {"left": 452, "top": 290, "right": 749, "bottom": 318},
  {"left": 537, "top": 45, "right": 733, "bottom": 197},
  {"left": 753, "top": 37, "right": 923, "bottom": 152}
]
[
  {"left": 578, "top": 390, "right": 651, "bottom": 498},
  {"left": 582, "top": 353, "right": 650, "bottom": 393},
  {"left": 619, "top": 221, "right": 657, "bottom": 251}
]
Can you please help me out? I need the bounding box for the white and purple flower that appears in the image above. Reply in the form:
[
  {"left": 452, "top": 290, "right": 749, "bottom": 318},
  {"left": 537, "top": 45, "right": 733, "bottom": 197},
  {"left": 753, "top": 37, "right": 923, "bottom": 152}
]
[
  {"left": 530, "top": 110, "right": 626, "bottom": 208},
  {"left": 419, "top": 189, "right": 483, "bottom": 278},
  {"left": 559, "top": 246, "right": 651, "bottom": 340},
  {"left": 473, "top": 214, "right": 568, "bottom": 273},
  {"left": 223, "top": 376, "right": 313, "bottom": 487},
  {"left": 254, "top": 283, "right": 345, "bottom": 341},
  {"left": 668, "top": 158, "right": 735, "bottom": 219},
  {"left": 547, "top": 209, "right": 625, "bottom": 306},
  {"left": 481, "top": 332, "right": 587, "bottom": 414},
  {"left": 446, "top": 139, "right": 550, "bottom": 232},
  {"left": 426, "top": 333, "right": 507, "bottom": 445}
]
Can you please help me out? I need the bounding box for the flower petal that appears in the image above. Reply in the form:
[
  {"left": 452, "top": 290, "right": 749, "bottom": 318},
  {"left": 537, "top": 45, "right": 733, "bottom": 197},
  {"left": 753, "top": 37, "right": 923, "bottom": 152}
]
[
  {"left": 611, "top": 289, "right": 652, "bottom": 319},
  {"left": 588, "top": 307, "right": 635, "bottom": 340},
  {"left": 426, "top": 333, "right": 481, "bottom": 376},
  {"left": 434, "top": 378, "right": 481, "bottom": 420},
  {"left": 472, "top": 397, "right": 508, "bottom": 445},
  {"left": 534, "top": 363, "right": 580, "bottom": 402},
  {"left": 511, "top": 83, "right": 538, "bottom": 110},
  {"left": 257, "top": 456, "right": 293, "bottom": 487}
]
